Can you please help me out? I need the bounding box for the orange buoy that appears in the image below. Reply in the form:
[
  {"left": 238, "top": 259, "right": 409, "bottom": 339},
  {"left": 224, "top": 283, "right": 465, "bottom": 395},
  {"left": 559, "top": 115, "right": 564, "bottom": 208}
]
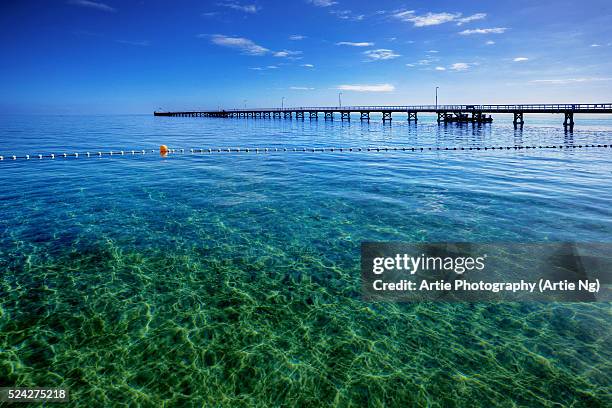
[{"left": 159, "top": 145, "right": 169, "bottom": 156}]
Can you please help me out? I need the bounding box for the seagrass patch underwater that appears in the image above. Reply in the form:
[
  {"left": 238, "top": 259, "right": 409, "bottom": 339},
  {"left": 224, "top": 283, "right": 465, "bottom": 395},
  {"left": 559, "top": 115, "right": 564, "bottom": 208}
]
[{"left": 1, "top": 114, "right": 611, "bottom": 406}]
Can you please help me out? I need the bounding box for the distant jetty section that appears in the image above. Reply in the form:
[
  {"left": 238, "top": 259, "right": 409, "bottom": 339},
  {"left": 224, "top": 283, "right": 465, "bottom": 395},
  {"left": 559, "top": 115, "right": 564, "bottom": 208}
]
[{"left": 154, "top": 103, "right": 612, "bottom": 129}]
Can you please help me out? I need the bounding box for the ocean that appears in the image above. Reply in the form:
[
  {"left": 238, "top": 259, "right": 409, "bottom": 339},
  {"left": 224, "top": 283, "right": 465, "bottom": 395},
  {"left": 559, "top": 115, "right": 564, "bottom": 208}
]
[{"left": 1, "top": 113, "right": 611, "bottom": 406}]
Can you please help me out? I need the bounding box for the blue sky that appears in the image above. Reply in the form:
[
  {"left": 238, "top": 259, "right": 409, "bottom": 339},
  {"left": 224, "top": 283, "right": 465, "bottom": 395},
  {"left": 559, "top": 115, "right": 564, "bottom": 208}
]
[{"left": 1, "top": 0, "right": 611, "bottom": 113}]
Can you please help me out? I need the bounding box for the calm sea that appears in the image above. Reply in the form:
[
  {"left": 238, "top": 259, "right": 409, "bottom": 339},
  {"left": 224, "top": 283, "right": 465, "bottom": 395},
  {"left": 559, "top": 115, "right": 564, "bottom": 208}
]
[{"left": 1, "top": 113, "right": 611, "bottom": 406}]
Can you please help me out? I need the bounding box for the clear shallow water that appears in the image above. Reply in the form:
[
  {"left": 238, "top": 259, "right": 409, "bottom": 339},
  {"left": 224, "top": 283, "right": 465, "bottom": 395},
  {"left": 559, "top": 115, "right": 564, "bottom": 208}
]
[{"left": 0, "top": 114, "right": 611, "bottom": 406}]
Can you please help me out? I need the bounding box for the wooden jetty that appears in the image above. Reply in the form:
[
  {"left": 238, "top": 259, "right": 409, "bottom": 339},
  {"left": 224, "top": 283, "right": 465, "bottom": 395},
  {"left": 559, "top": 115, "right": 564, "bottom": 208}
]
[{"left": 154, "top": 103, "right": 612, "bottom": 129}]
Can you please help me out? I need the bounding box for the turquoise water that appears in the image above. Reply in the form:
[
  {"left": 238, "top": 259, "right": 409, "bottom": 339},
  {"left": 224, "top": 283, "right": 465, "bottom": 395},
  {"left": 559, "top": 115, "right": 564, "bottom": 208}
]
[{"left": 0, "top": 114, "right": 611, "bottom": 406}]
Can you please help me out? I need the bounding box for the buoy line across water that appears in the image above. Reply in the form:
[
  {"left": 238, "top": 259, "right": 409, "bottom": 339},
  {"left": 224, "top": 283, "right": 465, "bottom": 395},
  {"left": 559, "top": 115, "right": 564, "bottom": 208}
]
[{"left": 0, "top": 143, "right": 611, "bottom": 162}]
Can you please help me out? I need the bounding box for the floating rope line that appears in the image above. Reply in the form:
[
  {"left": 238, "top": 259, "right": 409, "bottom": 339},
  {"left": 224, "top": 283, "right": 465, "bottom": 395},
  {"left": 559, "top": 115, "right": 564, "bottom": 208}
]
[{"left": 0, "top": 144, "right": 611, "bottom": 162}]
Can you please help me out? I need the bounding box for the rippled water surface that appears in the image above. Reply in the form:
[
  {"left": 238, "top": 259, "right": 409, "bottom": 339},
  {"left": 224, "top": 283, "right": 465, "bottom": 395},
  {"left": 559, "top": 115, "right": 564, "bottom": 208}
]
[{"left": 1, "top": 114, "right": 611, "bottom": 406}]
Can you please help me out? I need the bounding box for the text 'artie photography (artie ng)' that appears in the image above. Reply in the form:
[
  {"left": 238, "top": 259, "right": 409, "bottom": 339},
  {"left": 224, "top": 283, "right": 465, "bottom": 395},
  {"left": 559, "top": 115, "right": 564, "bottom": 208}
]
[{"left": 361, "top": 243, "right": 611, "bottom": 302}]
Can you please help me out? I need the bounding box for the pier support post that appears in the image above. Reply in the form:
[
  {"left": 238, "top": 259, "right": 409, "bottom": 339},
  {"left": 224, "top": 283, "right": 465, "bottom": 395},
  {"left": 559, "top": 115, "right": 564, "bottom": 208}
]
[
  {"left": 437, "top": 112, "right": 444, "bottom": 123},
  {"left": 296, "top": 111, "right": 304, "bottom": 120},
  {"left": 284, "top": 112, "right": 292, "bottom": 119},
  {"left": 513, "top": 112, "right": 524, "bottom": 127},
  {"left": 382, "top": 112, "right": 392, "bottom": 122},
  {"left": 341, "top": 112, "right": 350, "bottom": 121},
  {"left": 407, "top": 112, "right": 417, "bottom": 122},
  {"left": 324, "top": 112, "right": 333, "bottom": 120},
  {"left": 309, "top": 111, "right": 318, "bottom": 120},
  {"left": 360, "top": 112, "right": 370, "bottom": 121},
  {"left": 564, "top": 112, "right": 574, "bottom": 129}
]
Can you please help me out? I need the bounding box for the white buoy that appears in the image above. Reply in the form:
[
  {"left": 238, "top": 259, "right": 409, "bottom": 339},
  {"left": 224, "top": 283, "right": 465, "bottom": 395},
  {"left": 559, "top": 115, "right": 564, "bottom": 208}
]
[
  {"left": 75, "top": 153, "right": 79, "bottom": 158},
  {"left": 51, "top": 154, "right": 55, "bottom": 159},
  {"left": 26, "top": 155, "right": 30, "bottom": 160}
]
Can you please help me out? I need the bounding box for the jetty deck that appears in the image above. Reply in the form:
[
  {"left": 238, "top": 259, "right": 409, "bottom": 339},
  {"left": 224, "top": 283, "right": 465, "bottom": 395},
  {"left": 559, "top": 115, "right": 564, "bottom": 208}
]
[{"left": 154, "top": 103, "right": 612, "bottom": 128}]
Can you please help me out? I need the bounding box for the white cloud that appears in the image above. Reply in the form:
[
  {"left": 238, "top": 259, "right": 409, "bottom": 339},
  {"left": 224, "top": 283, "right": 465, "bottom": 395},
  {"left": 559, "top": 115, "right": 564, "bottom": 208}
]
[
  {"left": 435, "top": 66, "right": 446, "bottom": 71},
  {"left": 591, "top": 43, "right": 601, "bottom": 47},
  {"left": 289, "top": 35, "right": 306, "bottom": 40},
  {"left": 450, "top": 62, "right": 470, "bottom": 71},
  {"left": 485, "top": 40, "right": 495, "bottom": 45},
  {"left": 363, "top": 49, "right": 400, "bottom": 61},
  {"left": 393, "top": 10, "right": 458, "bottom": 26},
  {"left": 336, "top": 41, "right": 374, "bottom": 47},
  {"left": 530, "top": 77, "right": 612, "bottom": 85},
  {"left": 456, "top": 13, "right": 486, "bottom": 25},
  {"left": 308, "top": 0, "right": 337, "bottom": 7},
  {"left": 273, "top": 50, "right": 303, "bottom": 58},
  {"left": 330, "top": 10, "right": 365, "bottom": 21},
  {"left": 301, "top": 63, "right": 315, "bottom": 68},
  {"left": 393, "top": 10, "right": 486, "bottom": 27},
  {"left": 513, "top": 57, "right": 528, "bottom": 62},
  {"left": 209, "top": 34, "right": 269, "bottom": 55},
  {"left": 417, "top": 58, "right": 434, "bottom": 65},
  {"left": 290, "top": 86, "right": 315, "bottom": 90},
  {"left": 207, "top": 35, "right": 301, "bottom": 58},
  {"left": 459, "top": 27, "right": 507, "bottom": 35},
  {"left": 427, "top": 50, "right": 439, "bottom": 53},
  {"left": 337, "top": 84, "right": 395, "bottom": 92},
  {"left": 249, "top": 65, "right": 278, "bottom": 71},
  {"left": 217, "top": 2, "right": 260, "bottom": 13},
  {"left": 405, "top": 63, "right": 415, "bottom": 67},
  {"left": 68, "top": 0, "right": 116, "bottom": 12}
]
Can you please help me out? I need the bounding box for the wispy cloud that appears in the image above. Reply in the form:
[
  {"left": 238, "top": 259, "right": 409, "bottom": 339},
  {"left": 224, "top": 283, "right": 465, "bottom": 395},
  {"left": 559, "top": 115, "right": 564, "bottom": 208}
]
[
  {"left": 530, "top": 77, "right": 612, "bottom": 85},
  {"left": 456, "top": 13, "right": 486, "bottom": 25},
  {"left": 459, "top": 27, "right": 507, "bottom": 35},
  {"left": 206, "top": 35, "right": 302, "bottom": 59},
  {"left": 307, "top": 0, "right": 337, "bottom": 7},
  {"left": 273, "top": 50, "right": 303, "bottom": 58},
  {"left": 485, "top": 40, "right": 495, "bottom": 45},
  {"left": 590, "top": 43, "right": 601, "bottom": 47},
  {"left": 208, "top": 34, "right": 269, "bottom": 55},
  {"left": 115, "top": 40, "right": 150, "bottom": 46},
  {"left": 249, "top": 65, "right": 278, "bottom": 71},
  {"left": 513, "top": 57, "right": 528, "bottom": 62},
  {"left": 435, "top": 66, "right": 446, "bottom": 71},
  {"left": 336, "top": 41, "right": 374, "bottom": 47},
  {"left": 301, "top": 63, "right": 315, "bottom": 68},
  {"left": 217, "top": 2, "right": 260, "bottom": 13},
  {"left": 363, "top": 49, "right": 400, "bottom": 61},
  {"left": 68, "top": 0, "right": 116, "bottom": 12},
  {"left": 330, "top": 10, "right": 365, "bottom": 21},
  {"left": 450, "top": 62, "right": 470, "bottom": 71},
  {"left": 289, "top": 35, "right": 306, "bottom": 40},
  {"left": 337, "top": 84, "right": 395, "bottom": 92},
  {"left": 393, "top": 10, "right": 485, "bottom": 27},
  {"left": 290, "top": 86, "right": 315, "bottom": 90}
]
